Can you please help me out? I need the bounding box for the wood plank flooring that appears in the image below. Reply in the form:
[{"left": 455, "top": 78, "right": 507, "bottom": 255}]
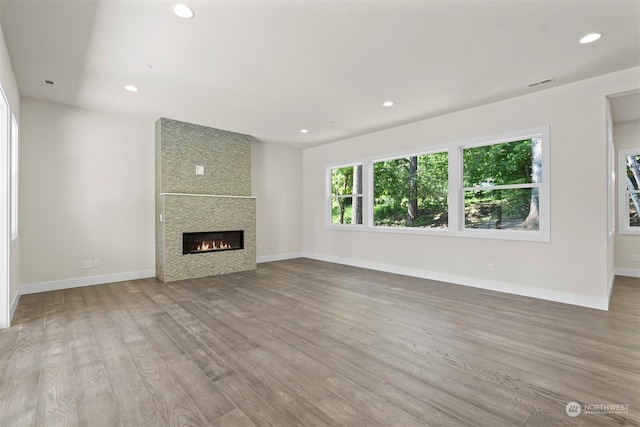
[{"left": 1, "top": 258, "right": 639, "bottom": 426}]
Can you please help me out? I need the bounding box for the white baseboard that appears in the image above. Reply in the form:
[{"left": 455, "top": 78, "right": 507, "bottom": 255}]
[
  {"left": 257, "top": 252, "right": 303, "bottom": 264},
  {"left": 10, "top": 289, "right": 20, "bottom": 321},
  {"left": 614, "top": 267, "right": 640, "bottom": 278},
  {"left": 20, "top": 270, "right": 156, "bottom": 296},
  {"left": 303, "top": 252, "right": 610, "bottom": 311}
]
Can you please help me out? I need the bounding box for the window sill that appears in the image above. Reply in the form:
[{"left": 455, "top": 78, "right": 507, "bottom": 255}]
[
  {"left": 618, "top": 228, "right": 640, "bottom": 236},
  {"left": 324, "top": 223, "right": 549, "bottom": 242}
]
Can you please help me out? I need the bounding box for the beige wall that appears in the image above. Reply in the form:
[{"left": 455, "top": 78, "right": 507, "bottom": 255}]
[
  {"left": 606, "top": 99, "right": 615, "bottom": 295},
  {"left": 20, "top": 98, "right": 156, "bottom": 286},
  {"left": 0, "top": 19, "right": 20, "bottom": 324},
  {"left": 252, "top": 141, "right": 303, "bottom": 261},
  {"left": 0, "top": 24, "right": 18, "bottom": 111},
  {"left": 614, "top": 119, "right": 640, "bottom": 276},
  {"left": 18, "top": 98, "right": 304, "bottom": 291},
  {"left": 302, "top": 67, "right": 640, "bottom": 310}
]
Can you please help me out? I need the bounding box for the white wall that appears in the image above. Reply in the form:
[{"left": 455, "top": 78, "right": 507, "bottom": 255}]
[
  {"left": 20, "top": 99, "right": 156, "bottom": 289},
  {"left": 606, "top": 100, "right": 615, "bottom": 297},
  {"left": 0, "top": 22, "right": 18, "bottom": 116},
  {"left": 302, "top": 67, "right": 640, "bottom": 310},
  {"left": 252, "top": 141, "right": 303, "bottom": 262},
  {"left": 0, "top": 19, "right": 20, "bottom": 324},
  {"left": 18, "top": 98, "right": 303, "bottom": 294},
  {"left": 614, "top": 119, "right": 640, "bottom": 277}
]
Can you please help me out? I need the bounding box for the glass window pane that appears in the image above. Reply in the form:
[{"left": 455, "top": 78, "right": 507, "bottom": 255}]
[
  {"left": 373, "top": 152, "right": 448, "bottom": 228},
  {"left": 331, "top": 196, "right": 363, "bottom": 224},
  {"left": 629, "top": 194, "right": 640, "bottom": 227},
  {"left": 330, "top": 163, "right": 363, "bottom": 225},
  {"left": 331, "top": 165, "right": 362, "bottom": 197},
  {"left": 626, "top": 154, "right": 640, "bottom": 191},
  {"left": 463, "top": 138, "right": 538, "bottom": 187},
  {"left": 465, "top": 188, "right": 539, "bottom": 231}
]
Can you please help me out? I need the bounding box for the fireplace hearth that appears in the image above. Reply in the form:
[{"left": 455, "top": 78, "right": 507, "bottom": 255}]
[{"left": 183, "top": 230, "right": 244, "bottom": 254}]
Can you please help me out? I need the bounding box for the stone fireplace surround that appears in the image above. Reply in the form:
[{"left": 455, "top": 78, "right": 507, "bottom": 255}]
[{"left": 155, "top": 118, "right": 256, "bottom": 282}]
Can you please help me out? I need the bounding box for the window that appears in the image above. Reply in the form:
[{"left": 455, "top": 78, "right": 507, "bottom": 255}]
[
  {"left": 0, "top": 87, "right": 8, "bottom": 246},
  {"left": 329, "top": 164, "right": 363, "bottom": 225},
  {"left": 607, "top": 126, "right": 615, "bottom": 237},
  {"left": 462, "top": 137, "right": 542, "bottom": 231},
  {"left": 10, "top": 115, "right": 17, "bottom": 242},
  {"left": 619, "top": 148, "right": 640, "bottom": 234},
  {"left": 373, "top": 151, "right": 448, "bottom": 228},
  {"left": 325, "top": 126, "right": 549, "bottom": 241}
]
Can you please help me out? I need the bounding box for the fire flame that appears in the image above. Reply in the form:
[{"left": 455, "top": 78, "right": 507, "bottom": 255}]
[{"left": 196, "top": 241, "right": 232, "bottom": 251}]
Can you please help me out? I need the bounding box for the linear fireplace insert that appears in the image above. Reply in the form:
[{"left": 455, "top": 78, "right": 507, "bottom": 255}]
[{"left": 183, "top": 230, "right": 244, "bottom": 254}]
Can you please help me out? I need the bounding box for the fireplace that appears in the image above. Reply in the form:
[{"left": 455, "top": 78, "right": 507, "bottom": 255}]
[
  {"left": 156, "top": 118, "right": 256, "bottom": 282},
  {"left": 183, "top": 230, "right": 244, "bottom": 254}
]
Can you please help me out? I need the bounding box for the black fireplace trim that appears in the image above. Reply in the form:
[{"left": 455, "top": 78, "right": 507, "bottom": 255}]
[{"left": 182, "top": 230, "right": 244, "bottom": 255}]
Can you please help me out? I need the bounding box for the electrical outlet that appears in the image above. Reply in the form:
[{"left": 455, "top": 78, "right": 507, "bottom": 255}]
[
  {"left": 633, "top": 254, "right": 639, "bottom": 263},
  {"left": 271, "top": 243, "right": 276, "bottom": 250},
  {"left": 93, "top": 259, "right": 100, "bottom": 268},
  {"left": 487, "top": 263, "right": 494, "bottom": 272},
  {"left": 82, "top": 260, "right": 92, "bottom": 269}
]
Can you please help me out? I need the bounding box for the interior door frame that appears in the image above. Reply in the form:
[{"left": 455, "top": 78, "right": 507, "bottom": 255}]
[{"left": 0, "top": 84, "right": 10, "bottom": 329}]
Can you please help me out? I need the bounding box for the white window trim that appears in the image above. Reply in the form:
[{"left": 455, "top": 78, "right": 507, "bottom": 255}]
[
  {"left": 368, "top": 148, "right": 449, "bottom": 232},
  {"left": 456, "top": 126, "right": 550, "bottom": 242},
  {"left": 10, "top": 114, "right": 17, "bottom": 244},
  {"left": 325, "top": 126, "right": 550, "bottom": 242},
  {"left": 326, "top": 163, "right": 365, "bottom": 228},
  {"left": 0, "top": 84, "right": 10, "bottom": 329},
  {"left": 607, "top": 125, "right": 616, "bottom": 239},
  {"left": 618, "top": 147, "right": 640, "bottom": 235}
]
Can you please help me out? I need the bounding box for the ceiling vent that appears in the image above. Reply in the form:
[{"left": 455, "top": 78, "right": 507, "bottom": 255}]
[
  {"left": 41, "top": 78, "right": 55, "bottom": 88},
  {"left": 528, "top": 77, "right": 554, "bottom": 88}
]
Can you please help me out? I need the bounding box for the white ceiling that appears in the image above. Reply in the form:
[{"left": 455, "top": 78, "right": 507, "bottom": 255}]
[{"left": 1, "top": 0, "right": 639, "bottom": 147}]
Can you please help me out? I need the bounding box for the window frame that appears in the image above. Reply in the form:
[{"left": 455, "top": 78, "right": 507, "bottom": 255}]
[
  {"left": 324, "top": 126, "right": 550, "bottom": 242},
  {"left": 326, "top": 162, "right": 365, "bottom": 228},
  {"left": 618, "top": 147, "right": 640, "bottom": 235},
  {"left": 607, "top": 125, "right": 616, "bottom": 239},
  {"left": 10, "top": 114, "right": 17, "bottom": 244},
  {"left": 0, "top": 86, "right": 10, "bottom": 249},
  {"left": 457, "top": 127, "right": 550, "bottom": 241},
  {"left": 371, "top": 149, "right": 449, "bottom": 231}
]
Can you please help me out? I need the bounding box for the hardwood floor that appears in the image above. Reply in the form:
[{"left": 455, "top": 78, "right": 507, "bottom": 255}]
[{"left": 1, "top": 258, "right": 638, "bottom": 426}]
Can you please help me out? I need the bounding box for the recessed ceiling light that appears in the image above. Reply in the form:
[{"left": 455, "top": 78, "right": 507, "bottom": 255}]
[
  {"left": 124, "top": 85, "right": 139, "bottom": 92},
  {"left": 579, "top": 33, "right": 602, "bottom": 44},
  {"left": 383, "top": 101, "right": 394, "bottom": 107},
  {"left": 300, "top": 129, "right": 309, "bottom": 134},
  {"left": 172, "top": 4, "right": 195, "bottom": 19}
]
